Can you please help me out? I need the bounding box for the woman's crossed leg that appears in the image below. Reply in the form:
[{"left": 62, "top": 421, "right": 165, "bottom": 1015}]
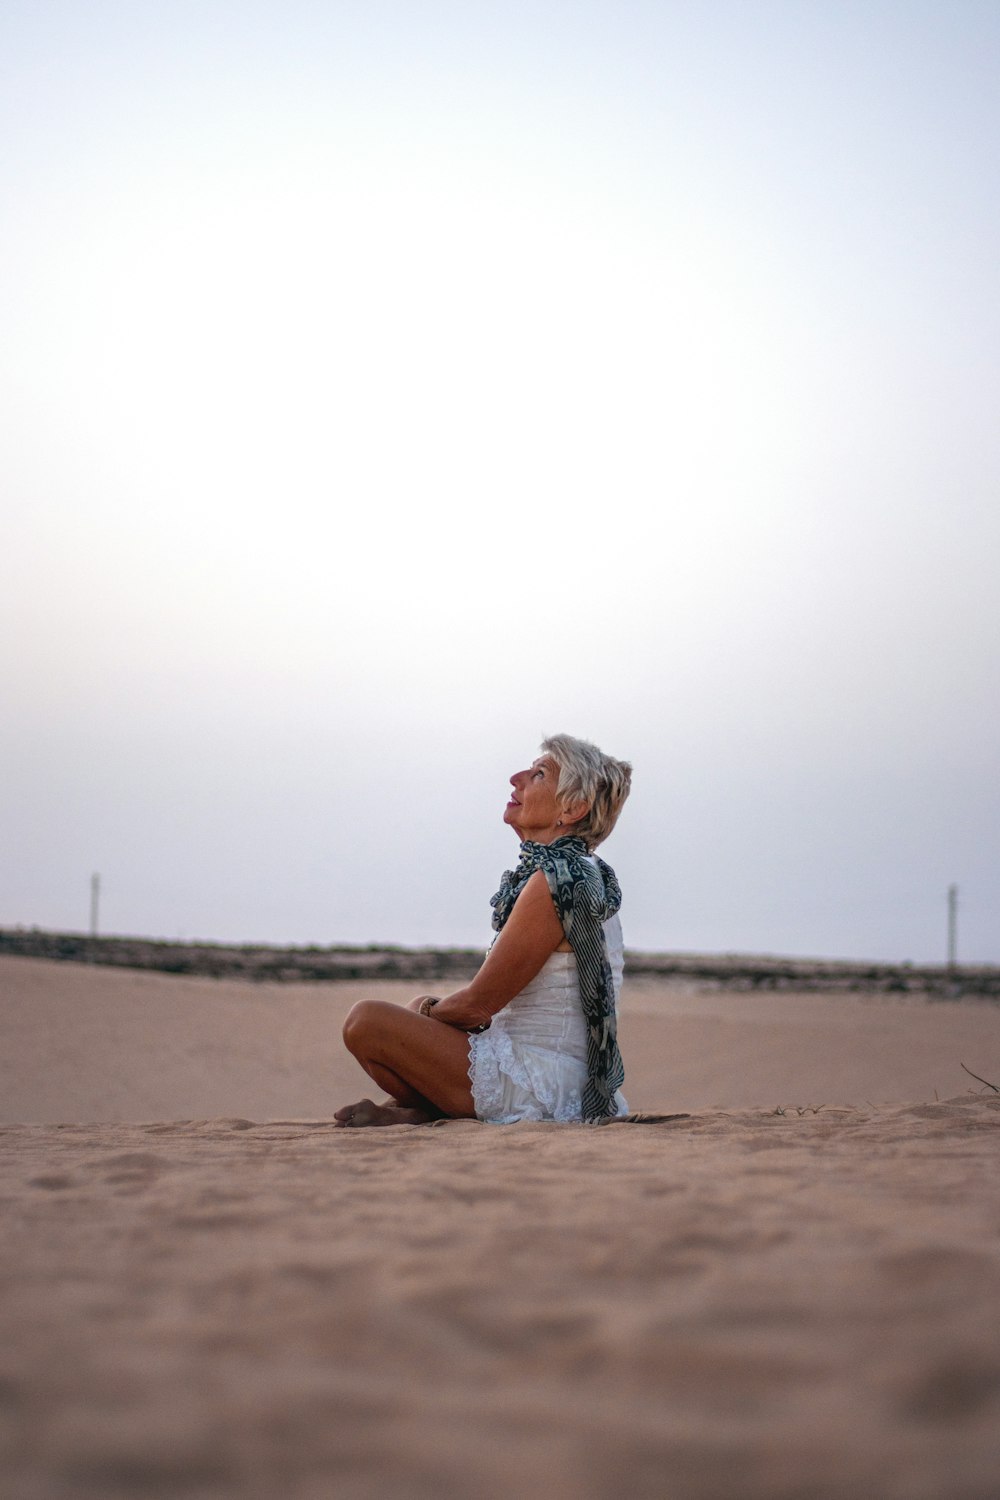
[{"left": 334, "top": 1000, "right": 477, "bottom": 1127}]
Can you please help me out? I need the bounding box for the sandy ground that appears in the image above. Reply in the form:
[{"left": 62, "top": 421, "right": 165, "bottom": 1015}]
[
  {"left": 2, "top": 955, "right": 999, "bottom": 1498},
  {"left": 4, "top": 956, "right": 1000, "bottom": 1121}
]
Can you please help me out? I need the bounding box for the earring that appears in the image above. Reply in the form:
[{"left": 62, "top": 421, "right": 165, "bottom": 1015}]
[{"left": 556, "top": 819, "right": 563, "bottom": 827}]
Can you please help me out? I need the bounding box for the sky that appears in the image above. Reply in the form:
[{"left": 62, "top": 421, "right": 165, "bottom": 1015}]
[{"left": 2, "top": 0, "right": 998, "bottom": 964}]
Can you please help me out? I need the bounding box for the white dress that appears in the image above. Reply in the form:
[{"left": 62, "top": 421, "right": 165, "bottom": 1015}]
[{"left": 467, "top": 912, "right": 629, "bottom": 1124}]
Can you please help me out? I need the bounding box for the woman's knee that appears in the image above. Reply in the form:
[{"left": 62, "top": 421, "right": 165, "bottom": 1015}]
[{"left": 342, "top": 999, "right": 395, "bottom": 1053}]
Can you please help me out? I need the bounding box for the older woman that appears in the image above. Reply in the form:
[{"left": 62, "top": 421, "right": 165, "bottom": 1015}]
[{"left": 334, "top": 733, "right": 632, "bottom": 1127}]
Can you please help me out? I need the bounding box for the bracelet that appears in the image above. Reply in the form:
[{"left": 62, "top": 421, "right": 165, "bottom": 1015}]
[{"left": 418, "top": 996, "right": 440, "bottom": 1017}]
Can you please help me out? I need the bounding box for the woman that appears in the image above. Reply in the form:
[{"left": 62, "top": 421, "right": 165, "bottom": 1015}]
[{"left": 334, "top": 733, "right": 632, "bottom": 1127}]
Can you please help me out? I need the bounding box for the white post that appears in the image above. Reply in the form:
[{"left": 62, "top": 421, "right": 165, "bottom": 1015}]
[
  {"left": 947, "top": 884, "right": 958, "bottom": 969},
  {"left": 90, "top": 873, "right": 100, "bottom": 938}
]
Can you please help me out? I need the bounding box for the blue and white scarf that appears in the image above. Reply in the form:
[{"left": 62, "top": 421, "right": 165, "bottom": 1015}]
[{"left": 490, "top": 835, "right": 625, "bottom": 1122}]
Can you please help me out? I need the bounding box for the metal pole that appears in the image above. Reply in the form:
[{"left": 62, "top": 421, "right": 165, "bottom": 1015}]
[
  {"left": 90, "top": 873, "right": 100, "bottom": 938},
  {"left": 947, "top": 884, "right": 957, "bottom": 969}
]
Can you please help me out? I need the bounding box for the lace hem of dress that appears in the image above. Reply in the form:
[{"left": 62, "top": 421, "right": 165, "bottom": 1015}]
[{"left": 467, "top": 1029, "right": 584, "bottom": 1125}]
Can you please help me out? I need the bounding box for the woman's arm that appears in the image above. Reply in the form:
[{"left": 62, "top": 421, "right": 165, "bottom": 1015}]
[{"left": 428, "top": 870, "right": 564, "bottom": 1032}]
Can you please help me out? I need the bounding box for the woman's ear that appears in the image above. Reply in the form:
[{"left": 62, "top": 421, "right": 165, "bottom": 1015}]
[{"left": 559, "top": 800, "right": 590, "bottom": 829}]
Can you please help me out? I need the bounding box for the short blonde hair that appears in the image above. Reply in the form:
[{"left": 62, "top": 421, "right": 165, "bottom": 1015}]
[{"left": 541, "top": 733, "right": 632, "bottom": 850}]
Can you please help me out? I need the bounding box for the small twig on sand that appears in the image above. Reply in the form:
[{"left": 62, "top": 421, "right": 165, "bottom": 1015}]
[{"left": 960, "top": 1062, "right": 1000, "bottom": 1094}]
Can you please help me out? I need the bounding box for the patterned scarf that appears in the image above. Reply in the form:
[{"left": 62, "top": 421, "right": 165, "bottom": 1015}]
[{"left": 490, "top": 834, "right": 625, "bottom": 1122}]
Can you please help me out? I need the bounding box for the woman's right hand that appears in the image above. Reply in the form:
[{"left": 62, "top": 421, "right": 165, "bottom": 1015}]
[{"left": 407, "top": 995, "right": 441, "bottom": 1014}]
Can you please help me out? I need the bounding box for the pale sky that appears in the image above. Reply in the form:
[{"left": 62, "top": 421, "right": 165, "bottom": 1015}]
[{"left": 2, "top": 1, "right": 998, "bottom": 963}]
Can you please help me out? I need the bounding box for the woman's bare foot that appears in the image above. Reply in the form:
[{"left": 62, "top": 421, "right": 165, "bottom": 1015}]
[{"left": 333, "top": 1097, "right": 433, "bottom": 1128}]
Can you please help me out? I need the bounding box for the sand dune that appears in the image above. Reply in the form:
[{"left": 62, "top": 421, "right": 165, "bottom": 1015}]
[
  {"left": 1, "top": 955, "right": 999, "bottom": 1498},
  {"left": 3, "top": 955, "right": 999, "bottom": 1121}
]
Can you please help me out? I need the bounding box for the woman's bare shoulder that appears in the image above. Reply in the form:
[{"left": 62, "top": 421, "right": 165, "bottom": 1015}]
[{"left": 517, "top": 871, "right": 572, "bottom": 950}]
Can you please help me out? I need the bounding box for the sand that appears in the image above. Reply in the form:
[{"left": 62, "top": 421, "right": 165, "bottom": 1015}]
[{"left": 2, "top": 955, "right": 999, "bottom": 1498}]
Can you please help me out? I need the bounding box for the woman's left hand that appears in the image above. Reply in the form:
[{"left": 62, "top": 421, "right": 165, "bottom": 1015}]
[
  {"left": 407, "top": 993, "right": 487, "bottom": 1028},
  {"left": 424, "top": 988, "right": 495, "bottom": 1032}
]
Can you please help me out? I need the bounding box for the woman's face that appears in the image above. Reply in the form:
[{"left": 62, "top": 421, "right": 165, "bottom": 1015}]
[{"left": 504, "top": 756, "right": 564, "bottom": 841}]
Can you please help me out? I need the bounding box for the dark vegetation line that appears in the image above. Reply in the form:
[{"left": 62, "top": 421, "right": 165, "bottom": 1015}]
[{"left": 2, "top": 928, "right": 998, "bottom": 996}]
